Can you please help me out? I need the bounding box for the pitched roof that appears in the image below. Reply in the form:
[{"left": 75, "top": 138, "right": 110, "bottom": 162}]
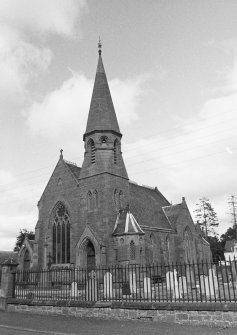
[
  {"left": 113, "top": 207, "right": 144, "bottom": 236},
  {"left": 129, "top": 182, "right": 172, "bottom": 230},
  {"left": 162, "top": 203, "right": 182, "bottom": 229},
  {"left": 65, "top": 161, "right": 81, "bottom": 179},
  {"left": 225, "top": 239, "right": 237, "bottom": 252},
  {"left": 84, "top": 53, "right": 121, "bottom": 139}
]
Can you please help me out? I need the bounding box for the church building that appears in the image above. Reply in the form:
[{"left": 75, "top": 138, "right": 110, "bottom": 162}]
[{"left": 18, "top": 43, "right": 211, "bottom": 271}]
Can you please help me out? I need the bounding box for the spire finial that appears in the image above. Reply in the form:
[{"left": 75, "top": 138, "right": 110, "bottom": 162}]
[
  {"left": 98, "top": 37, "right": 102, "bottom": 56},
  {"left": 60, "top": 149, "right": 63, "bottom": 158}
]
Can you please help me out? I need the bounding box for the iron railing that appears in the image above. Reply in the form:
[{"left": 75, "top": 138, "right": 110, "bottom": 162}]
[{"left": 14, "top": 259, "right": 237, "bottom": 303}]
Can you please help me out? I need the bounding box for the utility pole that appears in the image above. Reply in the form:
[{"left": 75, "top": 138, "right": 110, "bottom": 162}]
[{"left": 228, "top": 195, "right": 237, "bottom": 240}]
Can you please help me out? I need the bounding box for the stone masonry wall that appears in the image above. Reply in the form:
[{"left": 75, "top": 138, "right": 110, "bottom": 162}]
[{"left": 7, "top": 301, "right": 237, "bottom": 328}]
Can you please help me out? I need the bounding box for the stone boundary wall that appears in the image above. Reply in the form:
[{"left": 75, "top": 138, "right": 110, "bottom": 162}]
[{"left": 6, "top": 300, "right": 237, "bottom": 328}]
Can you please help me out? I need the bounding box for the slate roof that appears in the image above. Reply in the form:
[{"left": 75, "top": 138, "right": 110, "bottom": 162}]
[
  {"left": 84, "top": 53, "right": 121, "bottom": 139},
  {"left": 113, "top": 207, "right": 144, "bottom": 236},
  {"left": 129, "top": 182, "right": 172, "bottom": 230},
  {"left": 162, "top": 203, "right": 182, "bottom": 229},
  {"left": 65, "top": 162, "right": 81, "bottom": 179},
  {"left": 225, "top": 240, "right": 237, "bottom": 252}
]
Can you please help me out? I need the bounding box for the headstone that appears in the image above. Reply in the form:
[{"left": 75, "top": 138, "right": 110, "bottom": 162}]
[
  {"left": 86, "top": 270, "right": 98, "bottom": 301},
  {"left": 166, "top": 270, "right": 179, "bottom": 298},
  {"left": 129, "top": 271, "right": 136, "bottom": 294},
  {"left": 178, "top": 276, "right": 187, "bottom": 297},
  {"left": 143, "top": 277, "right": 151, "bottom": 299},
  {"left": 71, "top": 281, "right": 77, "bottom": 297},
  {"left": 206, "top": 268, "right": 218, "bottom": 298},
  {"left": 104, "top": 272, "right": 113, "bottom": 299},
  {"left": 199, "top": 275, "right": 205, "bottom": 296}
]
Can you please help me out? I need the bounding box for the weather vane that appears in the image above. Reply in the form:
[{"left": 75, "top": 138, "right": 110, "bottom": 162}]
[{"left": 98, "top": 37, "right": 102, "bottom": 55}]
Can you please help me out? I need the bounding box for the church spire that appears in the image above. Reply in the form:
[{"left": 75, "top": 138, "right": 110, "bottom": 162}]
[{"left": 83, "top": 41, "right": 121, "bottom": 140}]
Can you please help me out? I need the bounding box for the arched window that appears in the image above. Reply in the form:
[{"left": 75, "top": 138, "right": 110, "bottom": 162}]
[
  {"left": 184, "top": 227, "right": 193, "bottom": 263},
  {"left": 119, "top": 190, "right": 124, "bottom": 209},
  {"left": 114, "top": 189, "right": 119, "bottom": 210},
  {"left": 87, "top": 191, "right": 92, "bottom": 211},
  {"left": 93, "top": 190, "right": 98, "bottom": 210},
  {"left": 130, "top": 240, "right": 135, "bottom": 260},
  {"left": 166, "top": 236, "right": 170, "bottom": 263},
  {"left": 114, "top": 139, "right": 119, "bottom": 164},
  {"left": 52, "top": 203, "right": 70, "bottom": 264},
  {"left": 88, "top": 139, "right": 95, "bottom": 164}
]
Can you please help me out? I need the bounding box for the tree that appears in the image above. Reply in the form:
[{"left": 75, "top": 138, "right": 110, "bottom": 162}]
[
  {"left": 220, "top": 226, "right": 236, "bottom": 250},
  {"left": 14, "top": 228, "right": 35, "bottom": 252},
  {"left": 194, "top": 197, "right": 219, "bottom": 236}
]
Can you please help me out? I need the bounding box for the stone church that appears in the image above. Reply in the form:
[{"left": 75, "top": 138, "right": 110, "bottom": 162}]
[{"left": 18, "top": 44, "right": 211, "bottom": 271}]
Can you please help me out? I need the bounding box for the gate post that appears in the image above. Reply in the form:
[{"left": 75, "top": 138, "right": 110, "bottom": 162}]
[{"left": 1, "top": 258, "right": 18, "bottom": 301}]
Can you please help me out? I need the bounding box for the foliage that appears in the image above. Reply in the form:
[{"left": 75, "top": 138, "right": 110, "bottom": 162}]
[
  {"left": 220, "top": 226, "right": 237, "bottom": 249},
  {"left": 14, "top": 228, "right": 35, "bottom": 252},
  {"left": 207, "top": 236, "right": 224, "bottom": 262},
  {"left": 194, "top": 197, "right": 219, "bottom": 236}
]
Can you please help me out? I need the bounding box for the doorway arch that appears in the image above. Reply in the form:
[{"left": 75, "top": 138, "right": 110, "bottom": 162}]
[{"left": 86, "top": 240, "right": 96, "bottom": 270}]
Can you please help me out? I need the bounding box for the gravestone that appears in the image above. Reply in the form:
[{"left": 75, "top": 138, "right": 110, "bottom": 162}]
[
  {"left": 104, "top": 272, "right": 113, "bottom": 299},
  {"left": 199, "top": 275, "right": 205, "bottom": 296},
  {"left": 129, "top": 271, "right": 136, "bottom": 294},
  {"left": 178, "top": 276, "right": 187, "bottom": 297},
  {"left": 166, "top": 270, "right": 179, "bottom": 298},
  {"left": 71, "top": 281, "right": 77, "bottom": 297},
  {"left": 143, "top": 277, "right": 151, "bottom": 299}
]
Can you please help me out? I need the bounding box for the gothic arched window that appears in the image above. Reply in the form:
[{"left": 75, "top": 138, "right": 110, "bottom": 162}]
[
  {"left": 88, "top": 139, "right": 95, "bottom": 164},
  {"left": 93, "top": 190, "right": 98, "bottom": 210},
  {"left": 114, "top": 189, "right": 119, "bottom": 210},
  {"left": 130, "top": 240, "right": 135, "bottom": 260},
  {"left": 119, "top": 190, "right": 124, "bottom": 209},
  {"left": 52, "top": 203, "right": 70, "bottom": 264},
  {"left": 114, "top": 139, "right": 119, "bottom": 164},
  {"left": 184, "top": 227, "right": 193, "bottom": 263},
  {"left": 166, "top": 235, "right": 170, "bottom": 263},
  {"left": 87, "top": 191, "right": 92, "bottom": 211}
]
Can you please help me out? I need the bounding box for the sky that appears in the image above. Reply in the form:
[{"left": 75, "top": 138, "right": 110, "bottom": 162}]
[{"left": 0, "top": 0, "right": 237, "bottom": 250}]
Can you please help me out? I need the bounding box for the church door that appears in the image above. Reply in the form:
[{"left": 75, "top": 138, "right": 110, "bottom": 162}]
[{"left": 86, "top": 241, "right": 96, "bottom": 270}]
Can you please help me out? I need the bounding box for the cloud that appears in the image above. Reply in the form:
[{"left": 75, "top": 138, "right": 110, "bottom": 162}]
[
  {"left": 0, "top": 0, "right": 87, "bottom": 110},
  {"left": 26, "top": 72, "right": 147, "bottom": 145},
  {"left": 123, "top": 61, "right": 237, "bottom": 235},
  {"left": 0, "top": 0, "right": 87, "bottom": 38}
]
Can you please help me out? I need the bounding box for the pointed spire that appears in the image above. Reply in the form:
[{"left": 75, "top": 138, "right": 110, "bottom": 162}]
[{"left": 83, "top": 41, "right": 121, "bottom": 140}]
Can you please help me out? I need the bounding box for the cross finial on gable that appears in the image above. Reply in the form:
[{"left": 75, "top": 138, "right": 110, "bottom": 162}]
[{"left": 60, "top": 149, "right": 63, "bottom": 158}]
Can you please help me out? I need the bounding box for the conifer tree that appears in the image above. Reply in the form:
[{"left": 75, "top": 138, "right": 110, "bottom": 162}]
[
  {"left": 194, "top": 197, "right": 219, "bottom": 236},
  {"left": 14, "top": 228, "right": 35, "bottom": 252}
]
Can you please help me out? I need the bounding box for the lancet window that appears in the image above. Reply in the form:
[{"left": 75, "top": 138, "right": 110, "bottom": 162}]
[
  {"left": 88, "top": 139, "right": 95, "bottom": 164},
  {"left": 130, "top": 240, "right": 135, "bottom": 260},
  {"left": 184, "top": 227, "right": 193, "bottom": 263},
  {"left": 114, "top": 139, "right": 119, "bottom": 164},
  {"left": 52, "top": 203, "right": 70, "bottom": 264}
]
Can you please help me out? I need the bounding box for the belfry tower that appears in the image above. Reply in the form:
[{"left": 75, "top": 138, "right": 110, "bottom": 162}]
[{"left": 76, "top": 41, "right": 130, "bottom": 266}]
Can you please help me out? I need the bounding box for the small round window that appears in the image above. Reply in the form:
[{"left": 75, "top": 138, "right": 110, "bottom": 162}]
[{"left": 100, "top": 136, "right": 108, "bottom": 143}]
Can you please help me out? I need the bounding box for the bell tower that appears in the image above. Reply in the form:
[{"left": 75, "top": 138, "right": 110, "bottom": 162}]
[{"left": 80, "top": 40, "right": 128, "bottom": 181}]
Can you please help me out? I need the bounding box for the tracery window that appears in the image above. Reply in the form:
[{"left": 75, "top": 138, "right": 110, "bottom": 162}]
[
  {"left": 184, "top": 227, "right": 193, "bottom": 263},
  {"left": 52, "top": 203, "right": 70, "bottom": 264},
  {"left": 130, "top": 240, "right": 135, "bottom": 260}
]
